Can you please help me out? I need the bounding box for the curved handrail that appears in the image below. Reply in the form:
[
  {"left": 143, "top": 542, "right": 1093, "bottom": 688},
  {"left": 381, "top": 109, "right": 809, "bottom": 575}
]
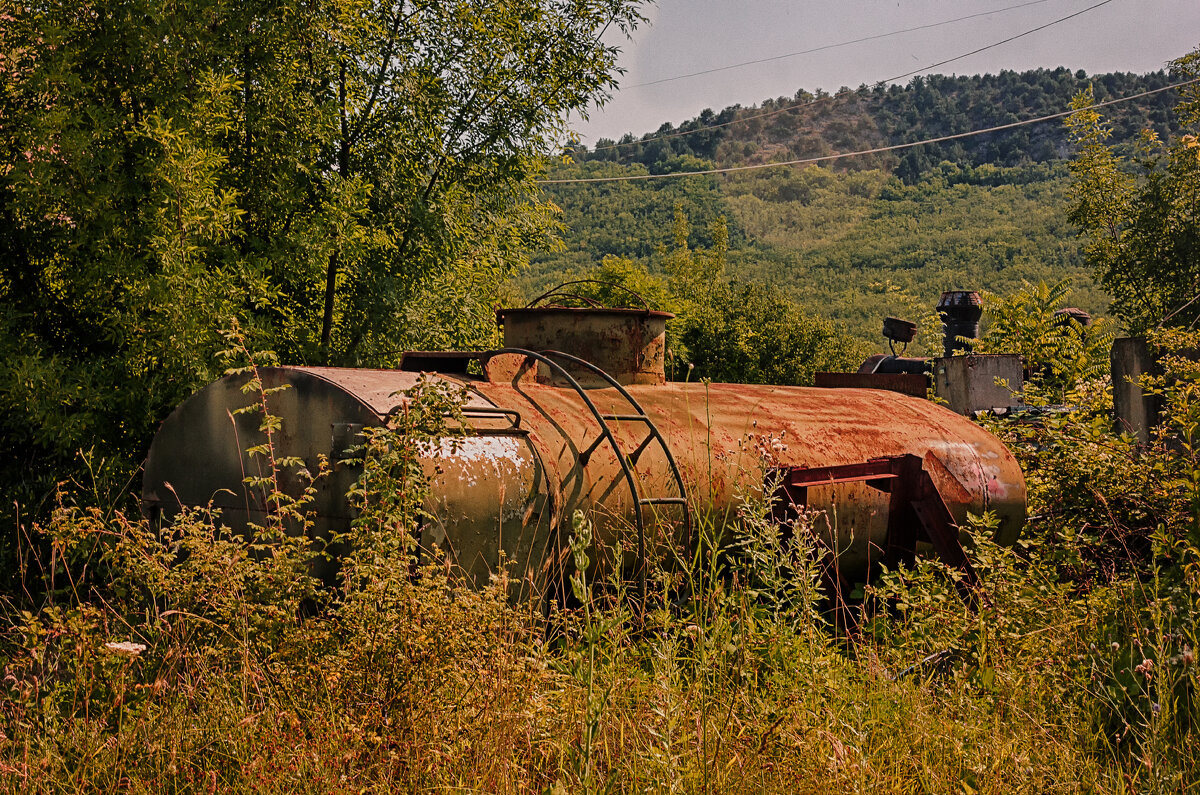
[
  {"left": 537, "top": 349, "right": 692, "bottom": 551},
  {"left": 524, "top": 279, "right": 652, "bottom": 312},
  {"left": 481, "top": 347, "right": 653, "bottom": 606}
]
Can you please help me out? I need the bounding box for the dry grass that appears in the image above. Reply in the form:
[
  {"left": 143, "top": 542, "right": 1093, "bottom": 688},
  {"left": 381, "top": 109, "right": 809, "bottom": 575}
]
[
  {"left": 4, "top": 366, "right": 1199, "bottom": 793},
  {"left": 3, "top": 497, "right": 1194, "bottom": 794}
]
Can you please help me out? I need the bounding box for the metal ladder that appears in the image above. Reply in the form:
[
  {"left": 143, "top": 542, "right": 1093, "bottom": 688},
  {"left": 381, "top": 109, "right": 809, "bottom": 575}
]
[{"left": 482, "top": 348, "right": 692, "bottom": 606}]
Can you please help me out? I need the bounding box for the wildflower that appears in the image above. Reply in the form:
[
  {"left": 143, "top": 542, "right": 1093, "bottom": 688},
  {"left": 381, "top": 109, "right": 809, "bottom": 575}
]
[
  {"left": 104, "top": 641, "right": 147, "bottom": 658},
  {"left": 1185, "top": 135, "right": 1200, "bottom": 162},
  {"left": 1182, "top": 646, "right": 1195, "bottom": 666},
  {"left": 1135, "top": 658, "right": 1154, "bottom": 681}
]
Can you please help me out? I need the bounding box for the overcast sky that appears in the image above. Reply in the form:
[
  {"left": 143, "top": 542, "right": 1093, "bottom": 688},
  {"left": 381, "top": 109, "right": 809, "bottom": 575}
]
[{"left": 571, "top": 0, "right": 1200, "bottom": 146}]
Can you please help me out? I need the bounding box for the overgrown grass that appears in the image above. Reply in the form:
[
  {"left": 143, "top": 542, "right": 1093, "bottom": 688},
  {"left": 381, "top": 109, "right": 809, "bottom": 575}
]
[
  {"left": 3, "top": 340, "right": 1200, "bottom": 793},
  {"left": 4, "top": 507, "right": 1170, "bottom": 793}
]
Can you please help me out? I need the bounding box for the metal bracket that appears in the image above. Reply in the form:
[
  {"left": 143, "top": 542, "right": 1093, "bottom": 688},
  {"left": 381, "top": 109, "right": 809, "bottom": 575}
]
[{"left": 773, "top": 454, "right": 980, "bottom": 605}]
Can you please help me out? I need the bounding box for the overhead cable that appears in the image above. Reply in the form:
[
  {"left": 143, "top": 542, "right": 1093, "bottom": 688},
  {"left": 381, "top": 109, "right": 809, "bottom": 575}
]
[
  {"left": 629, "top": 0, "right": 1066, "bottom": 89},
  {"left": 590, "top": 0, "right": 1116, "bottom": 154},
  {"left": 540, "top": 78, "right": 1195, "bottom": 184}
]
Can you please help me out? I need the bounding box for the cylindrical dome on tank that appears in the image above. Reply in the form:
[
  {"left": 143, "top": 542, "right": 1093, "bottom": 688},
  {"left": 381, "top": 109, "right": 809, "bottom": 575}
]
[{"left": 496, "top": 306, "right": 673, "bottom": 387}]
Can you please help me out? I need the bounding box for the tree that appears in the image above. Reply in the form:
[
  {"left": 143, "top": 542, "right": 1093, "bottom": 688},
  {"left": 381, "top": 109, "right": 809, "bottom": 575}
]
[
  {"left": 1067, "top": 49, "right": 1200, "bottom": 333},
  {"left": 0, "top": 0, "right": 644, "bottom": 510},
  {"left": 571, "top": 207, "right": 863, "bottom": 385}
]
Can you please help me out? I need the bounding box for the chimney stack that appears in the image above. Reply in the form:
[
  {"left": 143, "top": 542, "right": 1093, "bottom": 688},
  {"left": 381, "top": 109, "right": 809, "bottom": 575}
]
[{"left": 937, "top": 290, "right": 982, "bottom": 358}]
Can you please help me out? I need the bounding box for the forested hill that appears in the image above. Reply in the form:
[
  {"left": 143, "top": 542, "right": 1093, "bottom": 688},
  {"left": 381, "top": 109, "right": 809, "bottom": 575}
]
[
  {"left": 579, "top": 68, "right": 1178, "bottom": 177},
  {"left": 531, "top": 68, "right": 1181, "bottom": 346}
]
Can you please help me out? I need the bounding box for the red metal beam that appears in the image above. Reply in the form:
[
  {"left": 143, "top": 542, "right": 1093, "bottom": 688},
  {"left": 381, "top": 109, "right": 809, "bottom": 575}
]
[
  {"left": 783, "top": 459, "right": 899, "bottom": 489},
  {"left": 773, "top": 453, "right": 980, "bottom": 606}
]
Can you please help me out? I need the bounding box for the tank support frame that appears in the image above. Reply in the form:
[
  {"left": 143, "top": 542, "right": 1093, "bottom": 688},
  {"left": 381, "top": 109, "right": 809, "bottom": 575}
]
[{"left": 772, "top": 454, "right": 980, "bottom": 606}]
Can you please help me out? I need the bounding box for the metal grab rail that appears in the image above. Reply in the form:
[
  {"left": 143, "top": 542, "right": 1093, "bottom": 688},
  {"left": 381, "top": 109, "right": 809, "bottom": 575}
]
[
  {"left": 480, "top": 347, "right": 690, "bottom": 608},
  {"left": 536, "top": 349, "right": 692, "bottom": 553},
  {"left": 524, "top": 279, "right": 652, "bottom": 312}
]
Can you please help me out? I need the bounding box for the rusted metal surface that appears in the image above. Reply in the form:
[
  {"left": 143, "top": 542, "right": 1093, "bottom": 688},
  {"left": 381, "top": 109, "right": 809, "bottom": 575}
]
[
  {"left": 471, "top": 371, "right": 1025, "bottom": 581},
  {"left": 142, "top": 366, "right": 554, "bottom": 598},
  {"left": 773, "top": 455, "right": 980, "bottom": 603},
  {"left": 814, "top": 371, "right": 928, "bottom": 397},
  {"left": 474, "top": 347, "right": 691, "bottom": 605},
  {"left": 144, "top": 324, "right": 1027, "bottom": 598},
  {"left": 778, "top": 459, "right": 900, "bottom": 489},
  {"left": 1055, "top": 307, "right": 1093, "bottom": 327},
  {"left": 882, "top": 316, "right": 918, "bottom": 344},
  {"left": 495, "top": 307, "right": 672, "bottom": 387}
]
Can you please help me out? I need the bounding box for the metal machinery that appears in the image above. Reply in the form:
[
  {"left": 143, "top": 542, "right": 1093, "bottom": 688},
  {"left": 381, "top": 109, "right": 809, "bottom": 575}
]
[{"left": 143, "top": 300, "right": 1027, "bottom": 604}]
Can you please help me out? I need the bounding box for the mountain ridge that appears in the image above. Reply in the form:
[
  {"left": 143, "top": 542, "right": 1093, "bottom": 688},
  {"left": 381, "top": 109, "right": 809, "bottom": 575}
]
[
  {"left": 577, "top": 67, "right": 1178, "bottom": 177},
  {"left": 529, "top": 68, "right": 1181, "bottom": 347}
]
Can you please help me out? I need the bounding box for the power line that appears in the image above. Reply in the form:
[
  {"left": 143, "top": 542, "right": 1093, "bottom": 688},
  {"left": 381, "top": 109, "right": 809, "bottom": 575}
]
[
  {"left": 540, "top": 78, "right": 1195, "bottom": 184},
  {"left": 628, "top": 0, "right": 1066, "bottom": 89},
  {"left": 589, "top": 0, "right": 1116, "bottom": 154}
]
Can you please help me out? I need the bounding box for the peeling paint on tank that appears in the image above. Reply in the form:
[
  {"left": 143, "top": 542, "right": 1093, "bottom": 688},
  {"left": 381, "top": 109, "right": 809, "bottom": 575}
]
[{"left": 435, "top": 436, "right": 525, "bottom": 465}]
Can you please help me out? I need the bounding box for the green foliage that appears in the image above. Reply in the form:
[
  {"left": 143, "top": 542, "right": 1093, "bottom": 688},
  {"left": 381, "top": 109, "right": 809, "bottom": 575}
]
[
  {"left": 3, "top": 371, "right": 541, "bottom": 792},
  {"left": 0, "top": 0, "right": 645, "bottom": 537},
  {"left": 677, "top": 278, "right": 864, "bottom": 385},
  {"left": 974, "top": 279, "right": 1117, "bottom": 403},
  {"left": 571, "top": 255, "right": 679, "bottom": 315},
  {"left": 729, "top": 487, "right": 827, "bottom": 634},
  {"left": 534, "top": 158, "right": 1100, "bottom": 356},
  {"left": 535, "top": 68, "right": 1179, "bottom": 355},
  {"left": 1067, "top": 50, "right": 1200, "bottom": 333},
  {"left": 564, "top": 207, "right": 864, "bottom": 384},
  {"left": 7, "top": 408, "right": 1181, "bottom": 793},
  {"left": 578, "top": 68, "right": 1178, "bottom": 174},
  {"left": 346, "top": 374, "right": 469, "bottom": 547},
  {"left": 11, "top": 32, "right": 1200, "bottom": 794},
  {"left": 12, "top": 340, "right": 1200, "bottom": 790}
]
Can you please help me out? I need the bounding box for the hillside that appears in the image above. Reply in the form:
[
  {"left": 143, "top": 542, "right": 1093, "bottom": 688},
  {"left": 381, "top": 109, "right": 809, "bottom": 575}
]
[
  {"left": 582, "top": 68, "right": 1177, "bottom": 175},
  {"left": 529, "top": 68, "right": 1180, "bottom": 346}
]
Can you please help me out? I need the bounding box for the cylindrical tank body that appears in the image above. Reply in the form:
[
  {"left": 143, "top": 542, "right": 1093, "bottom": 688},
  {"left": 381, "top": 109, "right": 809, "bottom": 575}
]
[
  {"left": 141, "top": 367, "right": 557, "bottom": 595},
  {"left": 471, "top": 368, "right": 1024, "bottom": 578},
  {"left": 143, "top": 360, "right": 1026, "bottom": 598}
]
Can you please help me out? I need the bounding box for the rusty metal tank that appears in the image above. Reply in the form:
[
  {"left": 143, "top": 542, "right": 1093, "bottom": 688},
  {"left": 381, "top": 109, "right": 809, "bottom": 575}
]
[
  {"left": 142, "top": 306, "right": 1027, "bottom": 601},
  {"left": 142, "top": 366, "right": 558, "bottom": 595}
]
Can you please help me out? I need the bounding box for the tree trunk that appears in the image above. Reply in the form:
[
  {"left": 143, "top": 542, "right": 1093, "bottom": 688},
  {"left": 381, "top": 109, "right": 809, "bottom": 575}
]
[{"left": 320, "top": 59, "right": 352, "bottom": 358}]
